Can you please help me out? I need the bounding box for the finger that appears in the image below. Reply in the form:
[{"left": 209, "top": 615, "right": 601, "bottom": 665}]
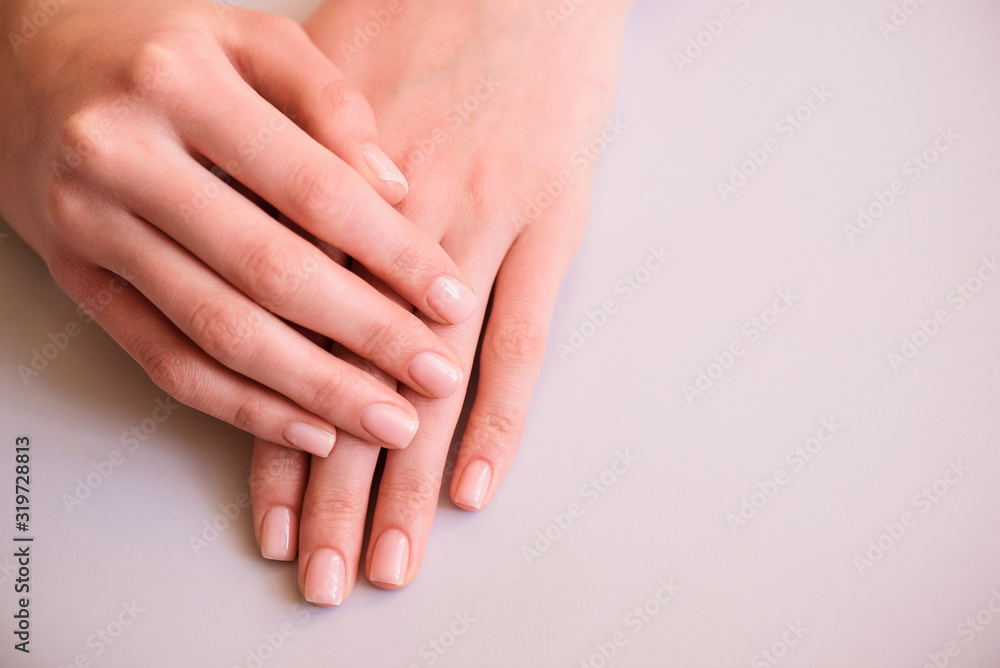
[
  {"left": 297, "top": 269, "right": 409, "bottom": 605},
  {"left": 217, "top": 11, "right": 409, "bottom": 204},
  {"left": 450, "top": 222, "right": 582, "bottom": 510},
  {"left": 72, "top": 205, "right": 423, "bottom": 450},
  {"left": 134, "top": 40, "right": 476, "bottom": 325},
  {"left": 363, "top": 295, "right": 489, "bottom": 589},
  {"left": 298, "top": 425, "right": 382, "bottom": 606},
  {"left": 363, "top": 214, "right": 582, "bottom": 587},
  {"left": 250, "top": 437, "right": 310, "bottom": 561},
  {"left": 85, "top": 134, "right": 465, "bottom": 401},
  {"left": 44, "top": 258, "right": 340, "bottom": 456}
]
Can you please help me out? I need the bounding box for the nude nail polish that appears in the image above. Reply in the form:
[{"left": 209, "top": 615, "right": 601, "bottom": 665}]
[
  {"left": 369, "top": 529, "right": 408, "bottom": 587},
  {"left": 363, "top": 144, "right": 408, "bottom": 200},
  {"left": 261, "top": 506, "right": 295, "bottom": 561},
  {"left": 284, "top": 422, "right": 336, "bottom": 457},
  {"left": 360, "top": 404, "right": 418, "bottom": 449},
  {"left": 454, "top": 460, "right": 492, "bottom": 511},
  {"left": 304, "top": 548, "right": 344, "bottom": 606},
  {"left": 426, "top": 275, "right": 477, "bottom": 325},
  {"left": 409, "top": 352, "right": 462, "bottom": 398}
]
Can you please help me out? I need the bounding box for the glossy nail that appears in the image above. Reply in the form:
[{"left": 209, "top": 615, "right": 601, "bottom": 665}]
[
  {"left": 304, "top": 548, "right": 344, "bottom": 606},
  {"left": 260, "top": 506, "right": 295, "bottom": 561},
  {"left": 360, "top": 404, "right": 418, "bottom": 448},
  {"left": 370, "top": 529, "right": 408, "bottom": 587},
  {"left": 454, "top": 460, "right": 492, "bottom": 510},
  {"left": 362, "top": 144, "right": 408, "bottom": 200},
  {"left": 409, "top": 352, "right": 463, "bottom": 398},
  {"left": 426, "top": 275, "right": 477, "bottom": 325},
  {"left": 284, "top": 422, "right": 336, "bottom": 457}
]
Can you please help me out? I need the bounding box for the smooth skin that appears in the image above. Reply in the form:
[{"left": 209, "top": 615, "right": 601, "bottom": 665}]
[
  {"left": 0, "top": 0, "right": 479, "bottom": 456},
  {"left": 249, "top": 0, "right": 634, "bottom": 604}
]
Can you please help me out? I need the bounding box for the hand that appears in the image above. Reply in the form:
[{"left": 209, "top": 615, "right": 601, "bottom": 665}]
[
  {"left": 249, "top": 0, "right": 632, "bottom": 603},
  {"left": 0, "top": 0, "right": 480, "bottom": 456}
]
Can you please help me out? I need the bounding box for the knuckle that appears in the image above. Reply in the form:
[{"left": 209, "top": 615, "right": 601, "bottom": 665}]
[
  {"left": 231, "top": 394, "right": 265, "bottom": 432},
  {"left": 359, "top": 316, "right": 417, "bottom": 365},
  {"left": 239, "top": 244, "right": 311, "bottom": 311},
  {"left": 383, "top": 246, "right": 430, "bottom": 286},
  {"left": 465, "top": 408, "right": 521, "bottom": 462},
  {"left": 42, "top": 178, "right": 88, "bottom": 242},
  {"left": 319, "top": 78, "right": 376, "bottom": 127},
  {"left": 142, "top": 347, "right": 192, "bottom": 403},
  {"left": 127, "top": 41, "right": 179, "bottom": 103},
  {"left": 188, "top": 299, "right": 261, "bottom": 364},
  {"left": 487, "top": 314, "right": 546, "bottom": 368},
  {"left": 286, "top": 161, "right": 354, "bottom": 223},
  {"left": 60, "top": 106, "right": 120, "bottom": 177},
  {"left": 308, "top": 371, "right": 350, "bottom": 419},
  {"left": 378, "top": 468, "right": 441, "bottom": 515},
  {"left": 304, "top": 488, "right": 370, "bottom": 525},
  {"left": 250, "top": 445, "right": 308, "bottom": 494}
]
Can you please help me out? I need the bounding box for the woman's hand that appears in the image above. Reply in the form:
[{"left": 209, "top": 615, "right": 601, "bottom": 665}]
[
  {"left": 0, "top": 0, "right": 480, "bottom": 455},
  {"left": 249, "top": 0, "right": 633, "bottom": 601}
]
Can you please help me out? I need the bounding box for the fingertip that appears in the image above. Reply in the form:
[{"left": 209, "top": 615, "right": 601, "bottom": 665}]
[
  {"left": 426, "top": 275, "right": 478, "bottom": 325},
  {"left": 453, "top": 460, "right": 493, "bottom": 511},
  {"left": 362, "top": 143, "right": 409, "bottom": 205},
  {"left": 283, "top": 421, "right": 336, "bottom": 457}
]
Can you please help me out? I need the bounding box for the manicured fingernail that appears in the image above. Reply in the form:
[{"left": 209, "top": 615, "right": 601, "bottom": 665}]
[
  {"left": 284, "top": 422, "right": 336, "bottom": 457},
  {"left": 454, "top": 460, "right": 492, "bottom": 511},
  {"left": 370, "top": 529, "right": 408, "bottom": 587},
  {"left": 362, "top": 143, "right": 408, "bottom": 200},
  {"left": 261, "top": 506, "right": 296, "bottom": 561},
  {"left": 304, "top": 548, "right": 344, "bottom": 606},
  {"left": 426, "top": 275, "right": 477, "bottom": 325},
  {"left": 360, "top": 404, "right": 418, "bottom": 448},
  {"left": 409, "top": 352, "right": 463, "bottom": 398}
]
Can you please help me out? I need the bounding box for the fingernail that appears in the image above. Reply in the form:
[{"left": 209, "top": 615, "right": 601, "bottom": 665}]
[
  {"left": 370, "top": 529, "right": 408, "bottom": 587},
  {"left": 427, "top": 275, "right": 477, "bottom": 325},
  {"left": 304, "top": 548, "right": 344, "bottom": 606},
  {"left": 261, "top": 506, "right": 296, "bottom": 561},
  {"left": 454, "top": 460, "right": 492, "bottom": 511},
  {"left": 360, "top": 404, "right": 418, "bottom": 448},
  {"left": 284, "top": 422, "right": 336, "bottom": 457},
  {"left": 409, "top": 352, "right": 463, "bottom": 398},
  {"left": 362, "top": 143, "right": 408, "bottom": 200}
]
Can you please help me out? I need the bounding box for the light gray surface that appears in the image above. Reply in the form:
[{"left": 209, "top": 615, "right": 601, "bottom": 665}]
[{"left": 2, "top": 0, "right": 1000, "bottom": 666}]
